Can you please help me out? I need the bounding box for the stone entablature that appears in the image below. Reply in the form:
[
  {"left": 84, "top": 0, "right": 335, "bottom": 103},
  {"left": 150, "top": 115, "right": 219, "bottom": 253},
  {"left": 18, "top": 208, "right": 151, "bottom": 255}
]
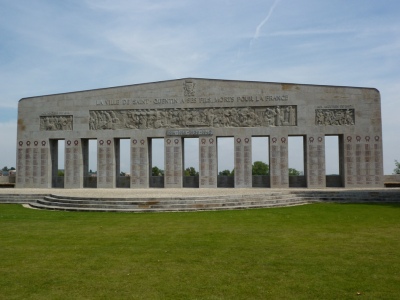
[{"left": 16, "top": 78, "right": 384, "bottom": 189}]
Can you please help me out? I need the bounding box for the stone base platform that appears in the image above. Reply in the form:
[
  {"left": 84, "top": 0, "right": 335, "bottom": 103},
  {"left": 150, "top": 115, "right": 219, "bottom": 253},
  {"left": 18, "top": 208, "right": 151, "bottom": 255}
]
[{"left": 0, "top": 188, "right": 399, "bottom": 212}]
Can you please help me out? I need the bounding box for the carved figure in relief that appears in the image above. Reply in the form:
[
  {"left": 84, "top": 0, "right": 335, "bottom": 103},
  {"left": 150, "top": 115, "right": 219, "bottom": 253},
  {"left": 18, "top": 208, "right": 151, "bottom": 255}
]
[
  {"left": 315, "top": 109, "right": 355, "bottom": 126},
  {"left": 89, "top": 105, "right": 297, "bottom": 130},
  {"left": 40, "top": 115, "right": 73, "bottom": 131}
]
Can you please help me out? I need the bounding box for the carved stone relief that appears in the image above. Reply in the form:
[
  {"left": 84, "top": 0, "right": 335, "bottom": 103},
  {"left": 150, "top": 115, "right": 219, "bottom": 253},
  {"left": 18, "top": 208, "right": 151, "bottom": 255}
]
[
  {"left": 184, "top": 80, "right": 195, "bottom": 97},
  {"left": 315, "top": 109, "right": 355, "bottom": 126},
  {"left": 40, "top": 116, "right": 73, "bottom": 131},
  {"left": 89, "top": 106, "right": 297, "bottom": 130}
]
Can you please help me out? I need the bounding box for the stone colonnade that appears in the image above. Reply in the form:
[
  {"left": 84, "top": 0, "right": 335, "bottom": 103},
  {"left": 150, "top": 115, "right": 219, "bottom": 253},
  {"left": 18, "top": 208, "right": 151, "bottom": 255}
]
[{"left": 15, "top": 132, "right": 383, "bottom": 188}]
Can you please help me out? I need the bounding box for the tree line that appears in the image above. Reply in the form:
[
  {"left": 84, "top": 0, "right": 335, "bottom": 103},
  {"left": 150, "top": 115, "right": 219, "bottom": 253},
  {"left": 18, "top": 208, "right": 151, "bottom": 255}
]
[{"left": 151, "top": 161, "right": 301, "bottom": 177}]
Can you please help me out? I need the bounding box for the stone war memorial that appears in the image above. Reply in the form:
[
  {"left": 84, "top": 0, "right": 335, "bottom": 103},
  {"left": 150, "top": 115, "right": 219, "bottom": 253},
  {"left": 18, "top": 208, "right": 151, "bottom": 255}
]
[{"left": 16, "top": 78, "right": 384, "bottom": 189}]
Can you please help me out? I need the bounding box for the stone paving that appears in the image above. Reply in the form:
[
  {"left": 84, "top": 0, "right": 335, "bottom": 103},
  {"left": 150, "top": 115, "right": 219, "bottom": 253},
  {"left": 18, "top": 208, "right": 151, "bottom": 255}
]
[{"left": 0, "top": 187, "right": 399, "bottom": 198}]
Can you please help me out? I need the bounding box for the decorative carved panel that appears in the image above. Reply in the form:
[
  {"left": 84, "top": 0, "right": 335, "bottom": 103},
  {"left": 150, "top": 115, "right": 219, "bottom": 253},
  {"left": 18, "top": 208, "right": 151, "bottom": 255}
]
[
  {"left": 40, "top": 116, "right": 73, "bottom": 131},
  {"left": 315, "top": 109, "right": 355, "bottom": 126},
  {"left": 89, "top": 106, "right": 297, "bottom": 130}
]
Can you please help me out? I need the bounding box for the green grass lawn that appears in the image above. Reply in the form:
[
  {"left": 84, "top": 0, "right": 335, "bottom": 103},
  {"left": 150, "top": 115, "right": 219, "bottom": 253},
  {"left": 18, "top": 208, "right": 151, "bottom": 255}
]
[{"left": 0, "top": 203, "right": 399, "bottom": 300}]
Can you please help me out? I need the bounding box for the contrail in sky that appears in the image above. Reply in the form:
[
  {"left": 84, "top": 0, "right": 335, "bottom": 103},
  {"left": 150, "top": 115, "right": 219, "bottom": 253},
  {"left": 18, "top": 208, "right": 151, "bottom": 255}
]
[{"left": 250, "top": 0, "right": 281, "bottom": 47}]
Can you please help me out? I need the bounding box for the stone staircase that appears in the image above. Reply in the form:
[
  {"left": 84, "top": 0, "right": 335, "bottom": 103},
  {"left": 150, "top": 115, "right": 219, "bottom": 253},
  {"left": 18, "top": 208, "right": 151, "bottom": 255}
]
[
  {"left": 1, "top": 189, "right": 399, "bottom": 212},
  {"left": 28, "top": 191, "right": 307, "bottom": 212},
  {"left": 0, "top": 194, "right": 49, "bottom": 204},
  {"left": 290, "top": 190, "right": 400, "bottom": 204}
]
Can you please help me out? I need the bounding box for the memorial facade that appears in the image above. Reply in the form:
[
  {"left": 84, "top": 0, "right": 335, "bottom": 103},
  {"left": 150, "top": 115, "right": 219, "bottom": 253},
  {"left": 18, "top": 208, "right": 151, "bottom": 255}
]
[{"left": 16, "top": 78, "right": 384, "bottom": 189}]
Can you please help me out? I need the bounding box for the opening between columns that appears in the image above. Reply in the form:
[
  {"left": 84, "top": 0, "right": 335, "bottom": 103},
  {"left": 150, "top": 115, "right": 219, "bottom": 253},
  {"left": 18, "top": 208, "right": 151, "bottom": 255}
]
[
  {"left": 252, "top": 136, "right": 270, "bottom": 187},
  {"left": 81, "top": 139, "right": 97, "bottom": 188},
  {"left": 325, "top": 135, "right": 344, "bottom": 187},
  {"left": 50, "top": 139, "right": 65, "bottom": 188},
  {"left": 217, "top": 137, "right": 234, "bottom": 188},
  {"left": 183, "top": 138, "right": 199, "bottom": 188},
  {"left": 149, "top": 138, "right": 165, "bottom": 188},
  {"left": 288, "top": 136, "right": 306, "bottom": 187},
  {"left": 116, "top": 138, "right": 130, "bottom": 188}
]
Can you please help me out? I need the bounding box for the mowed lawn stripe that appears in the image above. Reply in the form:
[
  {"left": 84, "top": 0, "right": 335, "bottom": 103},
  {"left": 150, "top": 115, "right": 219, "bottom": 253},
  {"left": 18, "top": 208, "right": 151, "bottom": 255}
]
[{"left": 0, "top": 203, "right": 399, "bottom": 300}]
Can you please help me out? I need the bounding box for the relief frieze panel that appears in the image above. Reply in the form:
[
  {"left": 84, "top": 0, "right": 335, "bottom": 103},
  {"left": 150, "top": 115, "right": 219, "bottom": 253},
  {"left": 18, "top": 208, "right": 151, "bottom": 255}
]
[
  {"left": 89, "top": 106, "right": 297, "bottom": 130},
  {"left": 40, "top": 116, "right": 73, "bottom": 131},
  {"left": 315, "top": 109, "right": 355, "bottom": 126}
]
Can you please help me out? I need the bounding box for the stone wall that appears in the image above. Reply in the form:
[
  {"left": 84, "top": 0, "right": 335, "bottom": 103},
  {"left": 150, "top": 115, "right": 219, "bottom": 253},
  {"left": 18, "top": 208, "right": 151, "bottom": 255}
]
[{"left": 17, "top": 78, "right": 384, "bottom": 189}]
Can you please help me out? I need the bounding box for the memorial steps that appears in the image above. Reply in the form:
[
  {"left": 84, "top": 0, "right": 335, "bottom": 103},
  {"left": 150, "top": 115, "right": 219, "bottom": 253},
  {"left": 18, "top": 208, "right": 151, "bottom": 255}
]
[
  {"left": 1, "top": 189, "right": 399, "bottom": 212},
  {"left": 28, "top": 192, "right": 307, "bottom": 212},
  {"left": 0, "top": 194, "right": 48, "bottom": 204}
]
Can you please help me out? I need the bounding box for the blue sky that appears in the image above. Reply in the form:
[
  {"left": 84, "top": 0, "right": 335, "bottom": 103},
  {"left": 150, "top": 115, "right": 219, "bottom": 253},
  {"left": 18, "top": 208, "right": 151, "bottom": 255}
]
[{"left": 1, "top": 0, "right": 399, "bottom": 174}]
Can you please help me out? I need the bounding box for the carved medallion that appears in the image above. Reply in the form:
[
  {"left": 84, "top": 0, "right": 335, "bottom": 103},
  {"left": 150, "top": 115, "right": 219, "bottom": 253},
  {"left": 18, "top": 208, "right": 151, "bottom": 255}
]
[{"left": 184, "top": 80, "right": 195, "bottom": 97}]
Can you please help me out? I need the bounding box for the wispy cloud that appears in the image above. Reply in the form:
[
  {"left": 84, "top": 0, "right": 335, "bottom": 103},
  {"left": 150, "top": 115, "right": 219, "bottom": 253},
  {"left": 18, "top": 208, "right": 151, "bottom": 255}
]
[
  {"left": 250, "top": 0, "right": 281, "bottom": 47},
  {"left": 268, "top": 28, "right": 356, "bottom": 37}
]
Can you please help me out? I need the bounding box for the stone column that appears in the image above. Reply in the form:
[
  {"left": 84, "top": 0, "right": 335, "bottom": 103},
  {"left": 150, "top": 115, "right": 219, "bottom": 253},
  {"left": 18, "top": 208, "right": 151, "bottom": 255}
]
[
  {"left": 269, "top": 135, "right": 289, "bottom": 188},
  {"left": 199, "top": 136, "right": 217, "bottom": 188},
  {"left": 16, "top": 140, "right": 28, "bottom": 188},
  {"left": 64, "top": 139, "right": 84, "bottom": 188},
  {"left": 305, "top": 135, "right": 326, "bottom": 188},
  {"left": 343, "top": 134, "right": 383, "bottom": 188},
  {"left": 97, "top": 138, "right": 116, "bottom": 188},
  {"left": 234, "top": 135, "right": 252, "bottom": 188},
  {"left": 131, "top": 137, "right": 149, "bottom": 188},
  {"left": 164, "top": 137, "right": 183, "bottom": 188},
  {"left": 372, "top": 135, "right": 384, "bottom": 187},
  {"left": 16, "top": 139, "right": 52, "bottom": 188}
]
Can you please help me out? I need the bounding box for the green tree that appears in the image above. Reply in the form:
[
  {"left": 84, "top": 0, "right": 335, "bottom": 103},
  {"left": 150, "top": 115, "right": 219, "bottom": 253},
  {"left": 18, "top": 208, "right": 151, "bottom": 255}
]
[
  {"left": 152, "top": 166, "right": 164, "bottom": 176},
  {"left": 184, "top": 167, "right": 198, "bottom": 176},
  {"left": 2, "top": 166, "right": 8, "bottom": 172},
  {"left": 219, "top": 169, "right": 234, "bottom": 176},
  {"left": 289, "top": 168, "right": 301, "bottom": 176},
  {"left": 10, "top": 167, "right": 15, "bottom": 170},
  {"left": 57, "top": 170, "right": 64, "bottom": 177},
  {"left": 252, "top": 161, "right": 269, "bottom": 175},
  {"left": 394, "top": 160, "right": 400, "bottom": 174}
]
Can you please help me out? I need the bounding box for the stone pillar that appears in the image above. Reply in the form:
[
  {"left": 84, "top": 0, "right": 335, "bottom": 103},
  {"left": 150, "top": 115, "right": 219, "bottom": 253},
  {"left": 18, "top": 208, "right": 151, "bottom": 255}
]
[
  {"left": 305, "top": 135, "right": 326, "bottom": 188},
  {"left": 97, "top": 138, "right": 116, "bottom": 188},
  {"left": 16, "top": 139, "right": 52, "bottom": 188},
  {"left": 234, "top": 135, "right": 252, "bottom": 188},
  {"left": 131, "top": 137, "right": 149, "bottom": 188},
  {"left": 269, "top": 135, "right": 289, "bottom": 188},
  {"left": 64, "top": 139, "right": 84, "bottom": 188},
  {"left": 343, "top": 134, "right": 384, "bottom": 188},
  {"left": 372, "top": 135, "right": 384, "bottom": 187},
  {"left": 199, "top": 136, "right": 217, "bottom": 188},
  {"left": 16, "top": 140, "right": 28, "bottom": 188},
  {"left": 164, "top": 137, "right": 183, "bottom": 188}
]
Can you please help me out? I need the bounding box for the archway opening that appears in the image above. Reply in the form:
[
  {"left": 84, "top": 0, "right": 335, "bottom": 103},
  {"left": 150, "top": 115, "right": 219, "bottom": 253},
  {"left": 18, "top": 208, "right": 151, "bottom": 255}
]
[
  {"left": 325, "top": 135, "right": 343, "bottom": 187},
  {"left": 252, "top": 136, "right": 270, "bottom": 187},
  {"left": 183, "top": 138, "right": 199, "bottom": 188},
  {"left": 288, "top": 136, "right": 306, "bottom": 187},
  {"left": 217, "top": 137, "right": 234, "bottom": 188},
  {"left": 149, "top": 138, "right": 165, "bottom": 188}
]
